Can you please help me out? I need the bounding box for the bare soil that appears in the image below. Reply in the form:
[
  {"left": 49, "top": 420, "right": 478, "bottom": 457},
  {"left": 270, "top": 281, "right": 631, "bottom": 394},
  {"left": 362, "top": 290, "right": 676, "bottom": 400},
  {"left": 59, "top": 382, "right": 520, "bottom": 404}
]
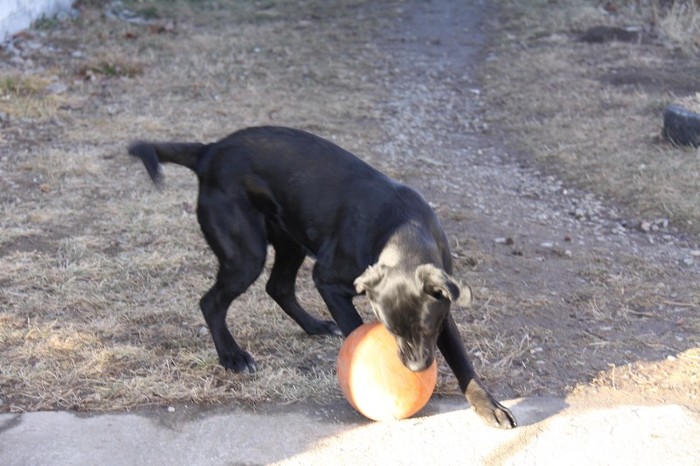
[{"left": 1, "top": 0, "right": 698, "bottom": 414}]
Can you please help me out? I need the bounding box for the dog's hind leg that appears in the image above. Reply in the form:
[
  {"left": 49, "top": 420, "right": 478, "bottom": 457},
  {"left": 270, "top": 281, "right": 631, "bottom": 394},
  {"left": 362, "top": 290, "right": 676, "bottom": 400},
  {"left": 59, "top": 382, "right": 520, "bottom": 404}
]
[
  {"left": 198, "top": 201, "right": 267, "bottom": 373},
  {"left": 200, "top": 257, "right": 264, "bottom": 373},
  {"left": 266, "top": 231, "right": 342, "bottom": 336}
]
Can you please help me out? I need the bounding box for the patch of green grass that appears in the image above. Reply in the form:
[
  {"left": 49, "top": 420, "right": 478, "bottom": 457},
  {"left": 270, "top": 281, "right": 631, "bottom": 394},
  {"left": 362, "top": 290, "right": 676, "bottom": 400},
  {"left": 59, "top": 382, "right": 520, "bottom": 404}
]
[
  {"left": 140, "top": 6, "right": 161, "bottom": 19},
  {"left": 33, "top": 15, "right": 62, "bottom": 31},
  {"left": 85, "top": 61, "right": 139, "bottom": 78},
  {"left": 79, "top": 56, "right": 144, "bottom": 79},
  {"left": 0, "top": 74, "right": 63, "bottom": 120},
  {"left": 0, "top": 75, "right": 47, "bottom": 97}
]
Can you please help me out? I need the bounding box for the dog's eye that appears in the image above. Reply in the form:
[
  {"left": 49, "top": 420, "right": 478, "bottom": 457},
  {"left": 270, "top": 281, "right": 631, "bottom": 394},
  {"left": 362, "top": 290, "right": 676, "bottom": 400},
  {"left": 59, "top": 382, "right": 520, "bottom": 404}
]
[{"left": 429, "top": 290, "right": 446, "bottom": 301}]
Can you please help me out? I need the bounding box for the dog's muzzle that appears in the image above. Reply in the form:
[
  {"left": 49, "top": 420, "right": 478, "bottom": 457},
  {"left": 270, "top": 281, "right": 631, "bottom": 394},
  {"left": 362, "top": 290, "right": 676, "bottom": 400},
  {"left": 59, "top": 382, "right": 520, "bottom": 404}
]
[{"left": 396, "top": 338, "right": 435, "bottom": 372}]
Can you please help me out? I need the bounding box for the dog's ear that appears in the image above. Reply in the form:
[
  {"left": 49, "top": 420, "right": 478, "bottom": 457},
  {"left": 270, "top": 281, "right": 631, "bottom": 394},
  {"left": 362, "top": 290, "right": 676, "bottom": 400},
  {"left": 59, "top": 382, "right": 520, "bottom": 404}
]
[
  {"left": 415, "top": 264, "right": 472, "bottom": 307},
  {"left": 456, "top": 283, "right": 473, "bottom": 307},
  {"left": 354, "top": 265, "right": 387, "bottom": 294}
]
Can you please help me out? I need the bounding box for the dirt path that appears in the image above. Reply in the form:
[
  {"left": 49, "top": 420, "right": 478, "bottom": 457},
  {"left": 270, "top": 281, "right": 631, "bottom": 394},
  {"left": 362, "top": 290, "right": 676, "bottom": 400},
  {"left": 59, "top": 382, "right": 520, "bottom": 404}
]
[{"left": 376, "top": 0, "right": 699, "bottom": 405}]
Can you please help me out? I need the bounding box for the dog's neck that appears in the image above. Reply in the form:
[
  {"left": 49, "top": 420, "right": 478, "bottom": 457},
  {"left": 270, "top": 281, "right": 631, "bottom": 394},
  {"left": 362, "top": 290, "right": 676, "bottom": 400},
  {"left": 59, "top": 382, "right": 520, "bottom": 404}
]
[{"left": 378, "top": 222, "right": 443, "bottom": 271}]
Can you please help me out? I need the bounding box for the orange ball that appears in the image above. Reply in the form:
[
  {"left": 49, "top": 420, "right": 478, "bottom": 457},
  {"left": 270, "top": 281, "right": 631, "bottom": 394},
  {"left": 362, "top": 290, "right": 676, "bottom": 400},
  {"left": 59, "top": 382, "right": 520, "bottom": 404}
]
[{"left": 337, "top": 321, "right": 437, "bottom": 421}]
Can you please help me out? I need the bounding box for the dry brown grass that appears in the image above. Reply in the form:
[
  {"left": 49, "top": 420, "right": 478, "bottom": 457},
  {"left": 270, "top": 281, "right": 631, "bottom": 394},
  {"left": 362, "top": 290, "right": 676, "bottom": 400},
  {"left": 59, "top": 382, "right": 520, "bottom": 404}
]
[
  {"left": 571, "top": 348, "right": 700, "bottom": 408},
  {"left": 658, "top": 0, "right": 700, "bottom": 51},
  {"left": 676, "top": 93, "right": 700, "bottom": 113},
  {"left": 483, "top": 0, "right": 700, "bottom": 233},
  {"left": 0, "top": 0, "right": 395, "bottom": 412},
  {"left": 0, "top": 74, "right": 65, "bottom": 121},
  {"left": 2, "top": 0, "right": 699, "bottom": 415}
]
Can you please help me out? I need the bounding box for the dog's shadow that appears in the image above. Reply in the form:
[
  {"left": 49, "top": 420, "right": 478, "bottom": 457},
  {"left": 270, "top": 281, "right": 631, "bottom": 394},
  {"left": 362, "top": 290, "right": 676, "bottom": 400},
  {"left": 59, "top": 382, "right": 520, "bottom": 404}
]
[
  {"left": 421, "top": 396, "right": 568, "bottom": 427},
  {"left": 505, "top": 397, "right": 569, "bottom": 427}
]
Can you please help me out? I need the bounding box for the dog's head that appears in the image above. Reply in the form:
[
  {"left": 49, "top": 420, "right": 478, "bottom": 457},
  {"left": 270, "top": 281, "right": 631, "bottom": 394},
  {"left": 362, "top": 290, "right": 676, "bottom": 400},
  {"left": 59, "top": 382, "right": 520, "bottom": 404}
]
[{"left": 354, "top": 263, "right": 472, "bottom": 372}]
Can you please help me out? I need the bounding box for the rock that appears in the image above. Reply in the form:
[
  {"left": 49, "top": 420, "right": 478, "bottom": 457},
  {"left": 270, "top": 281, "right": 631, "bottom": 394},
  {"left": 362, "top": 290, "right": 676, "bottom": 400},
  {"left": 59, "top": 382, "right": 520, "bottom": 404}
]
[
  {"left": 495, "top": 237, "right": 515, "bottom": 247},
  {"left": 655, "top": 218, "right": 669, "bottom": 229},
  {"left": 579, "top": 25, "right": 643, "bottom": 44},
  {"left": 46, "top": 82, "right": 68, "bottom": 94},
  {"left": 663, "top": 104, "right": 700, "bottom": 147},
  {"left": 611, "top": 224, "right": 626, "bottom": 235}
]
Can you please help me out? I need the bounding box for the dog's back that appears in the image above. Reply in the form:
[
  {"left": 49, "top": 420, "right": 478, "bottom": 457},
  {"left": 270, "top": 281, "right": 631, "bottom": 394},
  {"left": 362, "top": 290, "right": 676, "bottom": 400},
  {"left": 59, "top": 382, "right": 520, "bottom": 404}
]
[
  {"left": 200, "top": 127, "right": 393, "bottom": 199},
  {"left": 131, "top": 126, "right": 382, "bottom": 182},
  {"left": 131, "top": 126, "right": 438, "bottom": 256}
]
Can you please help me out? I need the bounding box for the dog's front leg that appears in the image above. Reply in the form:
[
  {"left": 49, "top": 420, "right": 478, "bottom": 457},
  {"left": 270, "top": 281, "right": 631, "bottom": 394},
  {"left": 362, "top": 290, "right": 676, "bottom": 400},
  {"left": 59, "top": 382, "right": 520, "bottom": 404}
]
[
  {"left": 438, "top": 313, "right": 517, "bottom": 428},
  {"left": 314, "top": 284, "right": 364, "bottom": 337},
  {"left": 312, "top": 262, "right": 365, "bottom": 336}
]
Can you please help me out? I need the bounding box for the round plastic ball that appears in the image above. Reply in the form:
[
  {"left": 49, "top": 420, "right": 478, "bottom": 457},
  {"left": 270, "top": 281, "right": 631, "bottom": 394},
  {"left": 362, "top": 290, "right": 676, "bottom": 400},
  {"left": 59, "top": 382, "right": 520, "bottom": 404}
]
[{"left": 337, "top": 321, "right": 437, "bottom": 421}]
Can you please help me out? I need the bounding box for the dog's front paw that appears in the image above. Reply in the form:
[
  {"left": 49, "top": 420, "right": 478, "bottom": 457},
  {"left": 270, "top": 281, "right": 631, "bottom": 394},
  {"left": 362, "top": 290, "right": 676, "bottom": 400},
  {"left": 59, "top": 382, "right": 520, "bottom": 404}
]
[
  {"left": 219, "top": 350, "right": 258, "bottom": 374},
  {"left": 466, "top": 380, "right": 517, "bottom": 429},
  {"left": 305, "top": 319, "right": 343, "bottom": 337},
  {"left": 319, "top": 320, "right": 343, "bottom": 337},
  {"left": 478, "top": 400, "right": 517, "bottom": 429}
]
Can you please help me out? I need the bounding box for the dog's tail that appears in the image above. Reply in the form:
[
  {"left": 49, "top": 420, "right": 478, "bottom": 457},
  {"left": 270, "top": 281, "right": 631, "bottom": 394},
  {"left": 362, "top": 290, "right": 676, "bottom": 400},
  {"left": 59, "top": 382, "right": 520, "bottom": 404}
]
[{"left": 128, "top": 141, "right": 207, "bottom": 184}]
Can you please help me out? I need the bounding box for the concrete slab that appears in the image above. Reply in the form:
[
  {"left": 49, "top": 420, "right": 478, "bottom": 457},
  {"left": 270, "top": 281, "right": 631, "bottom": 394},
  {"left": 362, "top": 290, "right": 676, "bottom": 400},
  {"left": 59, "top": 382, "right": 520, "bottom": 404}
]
[
  {"left": 1, "top": 397, "right": 699, "bottom": 465},
  {"left": 0, "top": 0, "right": 74, "bottom": 41}
]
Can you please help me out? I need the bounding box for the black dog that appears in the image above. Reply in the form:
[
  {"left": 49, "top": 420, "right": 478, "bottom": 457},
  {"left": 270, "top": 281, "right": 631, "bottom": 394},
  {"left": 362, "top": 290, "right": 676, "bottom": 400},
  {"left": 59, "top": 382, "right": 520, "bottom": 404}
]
[{"left": 128, "top": 126, "right": 516, "bottom": 428}]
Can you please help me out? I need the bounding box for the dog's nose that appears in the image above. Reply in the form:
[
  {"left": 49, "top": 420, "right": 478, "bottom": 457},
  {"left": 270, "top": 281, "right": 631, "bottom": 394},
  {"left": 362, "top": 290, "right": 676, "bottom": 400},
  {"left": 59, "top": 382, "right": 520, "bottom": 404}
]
[
  {"left": 399, "top": 352, "right": 433, "bottom": 372},
  {"left": 406, "top": 359, "right": 431, "bottom": 372}
]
